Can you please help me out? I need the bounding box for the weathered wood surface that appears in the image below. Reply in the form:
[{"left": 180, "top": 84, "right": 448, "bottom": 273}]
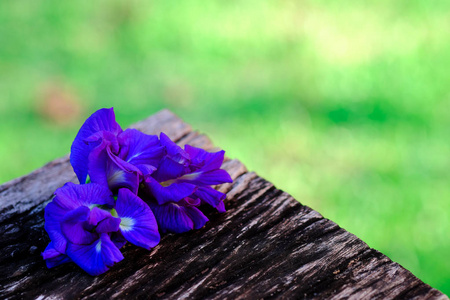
[{"left": 0, "top": 110, "right": 447, "bottom": 300}]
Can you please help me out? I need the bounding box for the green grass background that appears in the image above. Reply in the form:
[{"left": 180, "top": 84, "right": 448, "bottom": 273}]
[{"left": 1, "top": 0, "right": 449, "bottom": 293}]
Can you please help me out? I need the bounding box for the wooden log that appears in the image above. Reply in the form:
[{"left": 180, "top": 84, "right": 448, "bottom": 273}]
[{"left": 0, "top": 110, "right": 447, "bottom": 299}]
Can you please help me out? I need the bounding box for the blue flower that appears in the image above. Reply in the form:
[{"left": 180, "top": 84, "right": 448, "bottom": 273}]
[
  {"left": 113, "top": 188, "right": 160, "bottom": 250},
  {"left": 44, "top": 107, "right": 233, "bottom": 275},
  {"left": 42, "top": 183, "right": 160, "bottom": 275},
  {"left": 70, "top": 108, "right": 163, "bottom": 193},
  {"left": 142, "top": 133, "right": 232, "bottom": 233}
]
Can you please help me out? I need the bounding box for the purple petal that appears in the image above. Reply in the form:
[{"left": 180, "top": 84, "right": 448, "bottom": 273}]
[
  {"left": 66, "top": 233, "right": 124, "bottom": 276},
  {"left": 98, "top": 233, "right": 124, "bottom": 269},
  {"left": 153, "top": 157, "right": 187, "bottom": 183},
  {"left": 96, "top": 216, "right": 121, "bottom": 233},
  {"left": 178, "top": 169, "right": 233, "bottom": 186},
  {"left": 184, "top": 206, "right": 209, "bottom": 230},
  {"left": 44, "top": 201, "right": 68, "bottom": 253},
  {"left": 73, "top": 183, "right": 115, "bottom": 207},
  {"left": 115, "top": 189, "right": 160, "bottom": 249},
  {"left": 137, "top": 164, "right": 157, "bottom": 178},
  {"left": 160, "top": 132, "right": 190, "bottom": 164},
  {"left": 84, "top": 130, "right": 122, "bottom": 187},
  {"left": 145, "top": 177, "right": 196, "bottom": 205},
  {"left": 110, "top": 231, "right": 127, "bottom": 249},
  {"left": 149, "top": 202, "right": 209, "bottom": 233},
  {"left": 61, "top": 206, "right": 98, "bottom": 245},
  {"left": 118, "top": 129, "right": 164, "bottom": 167},
  {"left": 87, "top": 142, "right": 114, "bottom": 190},
  {"left": 84, "top": 130, "right": 121, "bottom": 154},
  {"left": 89, "top": 145, "right": 140, "bottom": 193},
  {"left": 70, "top": 108, "right": 122, "bottom": 184},
  {"left": 53, "top": 182, "right": 114, "bottom": 211},
  {"left": 194, "top": 186, "right": 227, "bottom": 211},
  {"left": 106, "top": 160, "right": 140, "bottom": 194},
  {"left": 185, "top": 146, "right": 225, "bottom": 172},
  {"left": 88, "top": 207, "right": 112, "bottom": 226},
  {"left": 216, "top": 201, "right": 226, "bottom": 213},
  {"left": 148, "top": 202, "right": 194, "bottom": 234},
  {"left": 42, "top": 242, "right": 72, "bottom": 268}
]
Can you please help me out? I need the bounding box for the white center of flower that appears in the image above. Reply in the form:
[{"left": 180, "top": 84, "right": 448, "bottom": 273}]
[{"left": 120, "top": 217, "right": 135, "bottom": 232}]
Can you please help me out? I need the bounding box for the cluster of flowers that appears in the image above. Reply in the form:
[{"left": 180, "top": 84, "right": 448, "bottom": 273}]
[{"left": 42, "top": 108, "right": 232, "bottom": 275}]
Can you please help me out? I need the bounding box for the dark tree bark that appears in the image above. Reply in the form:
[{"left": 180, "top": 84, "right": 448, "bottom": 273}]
[{"left": 0, "top": 110, "right": 447, "bottom": 299}]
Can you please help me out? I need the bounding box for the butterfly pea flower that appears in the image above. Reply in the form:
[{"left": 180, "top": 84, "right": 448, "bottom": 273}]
[
  {"left": 43, "top": 183, "right": 160, "bottom": 275},
  {"left": 112, "top": 188, "right": 160, "bottom": 250},
  {"left": 143, "top": 133, "right": 232, "bottom": 233},
  {"left": 70, "top": 108, "right": 163, "bottom": 193},
  {"left": 44, "top": 107, "right": 234, "bottom": 276}
]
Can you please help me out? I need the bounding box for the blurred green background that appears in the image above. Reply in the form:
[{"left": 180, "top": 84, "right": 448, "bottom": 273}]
[{"left": 1, "top": 0, "right": 449, "bottom": 293}]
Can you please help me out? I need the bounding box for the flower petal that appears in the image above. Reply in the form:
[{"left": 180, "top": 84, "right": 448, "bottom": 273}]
[
  {"left": 66, "top": 233, "right": 124, "bottom": 276},
  {"left": 42, "top": 242, "right": 72, "bottom": 268},
  {"left": 194, "top": 186, "right": 227, "bottom": 211},
  {"left": 88, "top": 207, "right": 112, "bottom": 226},
  {"left": 137, "top": 164, "right": 157, "bottom": 178},
  {"left": 118, "top": 129, "right": 164, "bottom": 167},
  {"left": 148, "top": 202, "right": 194, "bottom": 234},
  {"left": 53, "top": 182, "right": 114, "bottom": 211},
  {"left": 84, "top": 130, "right": 121, "bottom": 154},
  {"left": 110, "top": 231, "right": 127, "bottom": 249},
  {"left": 115, "top": 189, "right": 160, "bottom": 249},
  {"left": 216, "top": 201, "right": 226, "bottom": 213},
  {"left": 70, "top": 108, "right": 122, "bottom": 184},
  {"left": 184, "top": 206, "right": 209, "bottom": 230},
  {"left": 178, "top": 169, "right": 233, "bottom": 186},
  {"left": 87, "top": 141, "right": 115, "bottom": 190},
  {"left": 185, "top": 146, "right": 225, "bottom": 172},
  {"left": 61, "top": 206, "right": 98, "bottom": 245},
  {"left": 160, "top": 132, "right": 190, "bottom": 164},
  {"left": 106, "top": 160, "right": 140, "bottom": 194},
  {"left": 44, "top": 201, "right": 68, "bottom": 253},
  {"left": 88, "top": 145, "right": 141, "bottom": 193},
  {"left": 96, "top": 216, "right": 121, "bottom": 233},
  {"left": 153, "top": 157, "right": 187, "bottom": 183},
  {"left": 145, "top": 177, "right": 196, "bottom": 205}
]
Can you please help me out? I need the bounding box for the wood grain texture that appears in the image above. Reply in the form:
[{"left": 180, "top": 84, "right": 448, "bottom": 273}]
[{"left": 0, "top": 109, "right": 447, "bottom": 300}]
